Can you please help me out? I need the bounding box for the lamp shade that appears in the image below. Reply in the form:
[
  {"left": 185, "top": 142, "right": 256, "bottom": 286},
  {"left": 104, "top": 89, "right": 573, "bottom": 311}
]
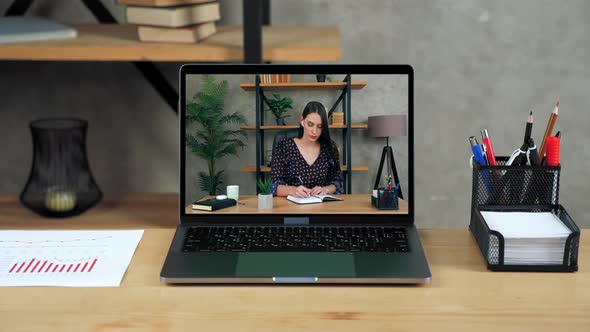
[{"left": 368, "top": 114, "right": 407, "bottom": 138}]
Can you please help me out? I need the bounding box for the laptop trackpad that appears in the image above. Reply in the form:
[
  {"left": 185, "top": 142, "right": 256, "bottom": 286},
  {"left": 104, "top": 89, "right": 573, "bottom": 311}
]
[{"left": 236, "top": 253, "right": 355, "bottom": 278}]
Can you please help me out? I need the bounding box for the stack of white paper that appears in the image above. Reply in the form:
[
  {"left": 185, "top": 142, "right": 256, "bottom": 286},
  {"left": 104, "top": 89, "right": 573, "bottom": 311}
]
[{"left": 481, "top": 211, "right": 571, "bottom": 265}]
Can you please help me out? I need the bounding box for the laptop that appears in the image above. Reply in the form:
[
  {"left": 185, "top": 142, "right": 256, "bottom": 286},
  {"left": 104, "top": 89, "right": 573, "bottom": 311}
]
[{"left": 160, "top": 64, "right": 431, "bottom": 284}]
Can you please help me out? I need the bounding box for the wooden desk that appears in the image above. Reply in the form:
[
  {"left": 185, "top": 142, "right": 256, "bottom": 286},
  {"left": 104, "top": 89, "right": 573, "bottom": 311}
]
[
  {"left": 186, "top": 194, "right": 408, "bottom": 214},
  {"left": 0, "top": 193, "right": 588, "bottom": 332}
]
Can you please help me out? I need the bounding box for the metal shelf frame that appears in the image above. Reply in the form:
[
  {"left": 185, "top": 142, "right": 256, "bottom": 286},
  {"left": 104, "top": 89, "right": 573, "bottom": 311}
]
[
  {"left": 253, "top": 74, "right": 356, "bottom": 194},
  {"left": 4, "top": 0, "right": 270, "bottom": 114}
]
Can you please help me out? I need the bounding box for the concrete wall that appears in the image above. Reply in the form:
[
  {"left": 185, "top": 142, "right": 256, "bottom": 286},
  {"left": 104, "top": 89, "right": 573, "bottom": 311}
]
[{"left": 1, "top": 0, "right": 588, "bottom": 228}]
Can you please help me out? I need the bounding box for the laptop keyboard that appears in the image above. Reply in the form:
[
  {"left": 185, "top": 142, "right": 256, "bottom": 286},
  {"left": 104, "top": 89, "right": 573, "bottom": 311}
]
[{"left": 182, "top": 226, "right": 410, "bottom": 253}]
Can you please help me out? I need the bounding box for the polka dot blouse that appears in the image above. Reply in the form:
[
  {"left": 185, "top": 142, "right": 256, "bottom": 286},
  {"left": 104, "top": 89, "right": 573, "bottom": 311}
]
[{"left": 271, "top": 138, "right": 344, "bottom": 196}]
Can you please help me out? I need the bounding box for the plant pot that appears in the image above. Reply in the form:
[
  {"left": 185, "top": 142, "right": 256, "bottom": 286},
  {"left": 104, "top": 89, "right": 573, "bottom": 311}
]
[
  {"left": 258, "top": 194, "right": 273, "bottom": 210},
  {"left": 316, "top": 74, "right": 326, "bottom": 82},
  {"left": 275, "top": 117, "right": 286, "bottom": 126}
]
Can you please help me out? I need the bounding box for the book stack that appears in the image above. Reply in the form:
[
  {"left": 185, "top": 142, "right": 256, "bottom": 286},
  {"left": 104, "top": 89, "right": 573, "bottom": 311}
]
[
  {"left": 481, "top": 211, "right": 572, "bottom": 265},
  {"left": 259, "top": 74, "right": 292, "bottom": 84},
  {"left": 120, "top": 0, "right": 220, "bottom": 43},
  {"left": 331, "top": 112, "right": 344, "bottom": 125}
]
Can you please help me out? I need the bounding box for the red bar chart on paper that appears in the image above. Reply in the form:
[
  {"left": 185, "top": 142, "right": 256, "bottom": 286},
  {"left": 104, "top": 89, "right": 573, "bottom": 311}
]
[
  {"left": 8, "top": 257, "right": 99, "bottom": 274},
  {"left": 0, "top": 230, "right": 143, "bottom": 287}
]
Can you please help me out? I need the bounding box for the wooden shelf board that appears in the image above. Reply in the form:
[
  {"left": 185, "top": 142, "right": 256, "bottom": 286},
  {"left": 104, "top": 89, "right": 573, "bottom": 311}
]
[
  {"left": 0, "top": 24, "right": 340, "bottom": 62},
  {"left": 241, "top": 124, "right": 368, "bottom": 130},
  {"left": 240, "top": 166, "right": 368, "bottom": 172},
  {"left": 240, "top": 81, "right": 367, "bottom": 91}
]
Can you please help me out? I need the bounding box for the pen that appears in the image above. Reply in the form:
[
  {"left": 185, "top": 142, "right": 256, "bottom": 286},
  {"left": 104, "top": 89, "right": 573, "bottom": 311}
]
[
  {"left": 481, "top": 129, "right": 497, "bottom": 166},
  {"left": 470, "top": 136, "right": 492, "bottom": 195},
  {"left": 539, "top": 101, "right": 559, "bottom": 160},
  {"left": 507, "top": 141, "right": 529, "bottom": 166},
  {"left": 522, "top": 138, "right": 540, "bottom": 204},
  {"left": 528, "top": 138, "right": 540, "bottom": 166},
  {"left": 524, "top": 110, "right": 533, "bottom": 145},
  {"left": 480, "top": 144, "right": 489, "bottom": 164},
  {"left": 297, "top": 176, "right": 309, "bottom": 197},
  {"left": 469, "top": 136, "right": 487, "bottom": 166},
  {"left": 545, "top": 134, "right": 561, "bottom": 166},
  {"left": 385, "top": 176, "right": 392, "bottom": 190}
]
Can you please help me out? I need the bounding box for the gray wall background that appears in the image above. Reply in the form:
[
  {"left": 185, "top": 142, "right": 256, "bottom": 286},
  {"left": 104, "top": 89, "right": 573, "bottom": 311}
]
[{"left": 0, "top": 0, "right": 588, "bottom": 228}]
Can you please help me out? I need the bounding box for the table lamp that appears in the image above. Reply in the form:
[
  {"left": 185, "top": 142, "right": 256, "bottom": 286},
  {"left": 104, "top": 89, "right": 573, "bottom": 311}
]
[{"left": 368, "top": 114, "right": 407, "bottom": 199}]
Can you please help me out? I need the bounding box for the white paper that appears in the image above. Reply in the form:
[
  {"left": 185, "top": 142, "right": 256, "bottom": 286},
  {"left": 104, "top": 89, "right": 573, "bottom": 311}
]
[
  {"left": 0, "top": 230, "right": 143, "bottom": 287},
  {"left": 481, "top": 211, "right": 571, "bottom": 238},
  {"left": 481, "top": 211, "right": 571, "bottom": 265}
]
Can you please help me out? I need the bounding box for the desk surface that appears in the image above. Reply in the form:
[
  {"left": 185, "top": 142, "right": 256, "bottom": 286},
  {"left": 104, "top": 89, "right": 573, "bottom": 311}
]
[
  {"left": 0, "top": 193, "right": 588, "bottom": 332},
  {"left": 185, "top": 194, "right": 409, "bottom": 214}
]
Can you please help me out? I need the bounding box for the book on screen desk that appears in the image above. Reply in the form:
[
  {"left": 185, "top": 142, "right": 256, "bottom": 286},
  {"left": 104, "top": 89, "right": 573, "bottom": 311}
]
[
  {"left": 192, "top": 198, "right": 236, "bottom": 211},
  {"left": 286, "top": 195, "right": 343, "bottom": 205}
]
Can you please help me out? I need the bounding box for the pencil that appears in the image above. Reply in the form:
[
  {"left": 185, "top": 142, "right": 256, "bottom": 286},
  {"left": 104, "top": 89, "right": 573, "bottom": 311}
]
[
  {"left": 524, "top": 110, "right": 533, "bottom": 145},
  {"left": 538, "top": 101, "right": 559, "bottom": 159}
]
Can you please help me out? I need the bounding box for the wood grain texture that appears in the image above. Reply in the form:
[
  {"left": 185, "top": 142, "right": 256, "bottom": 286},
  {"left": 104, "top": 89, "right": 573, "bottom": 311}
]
[
  {"left": 0, "top": 24, "right": 340, "bottom": 62},
  {"left": 0, "top": 193, "right": 588, "bottom": 332},
  {"left": 185, "top": 194, "right": 408, "bottom": 215}
]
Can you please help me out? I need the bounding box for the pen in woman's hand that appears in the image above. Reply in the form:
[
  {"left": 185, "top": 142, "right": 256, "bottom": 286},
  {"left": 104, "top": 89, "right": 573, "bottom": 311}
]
[{"left": 297, "top": 176, "right": 309, "bottom": 197}]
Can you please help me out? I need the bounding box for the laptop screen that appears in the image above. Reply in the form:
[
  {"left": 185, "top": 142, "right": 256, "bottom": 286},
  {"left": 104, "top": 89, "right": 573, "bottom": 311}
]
[{"left": 180, "top": 65, "right": 413, "bottom": 224}]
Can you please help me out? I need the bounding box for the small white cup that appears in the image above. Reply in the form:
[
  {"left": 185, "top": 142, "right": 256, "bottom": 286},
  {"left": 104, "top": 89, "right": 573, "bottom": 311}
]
[{"left": 226, "top": 185, "right": 239, "bottom": 201}]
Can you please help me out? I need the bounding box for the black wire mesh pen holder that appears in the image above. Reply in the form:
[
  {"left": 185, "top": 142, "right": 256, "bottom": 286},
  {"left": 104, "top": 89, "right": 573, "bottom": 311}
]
[
  {"left": 20, "top": 118, "right": 102, "bottom": 218},
  {"left": 471, "top": 157, "right": 560, "bottom": 207},
  {"left": 468, "top": 157, "right": 579, "bottom": 272},
  {"left": 371, "top": 187, "right": 399, "bottom": 210}
]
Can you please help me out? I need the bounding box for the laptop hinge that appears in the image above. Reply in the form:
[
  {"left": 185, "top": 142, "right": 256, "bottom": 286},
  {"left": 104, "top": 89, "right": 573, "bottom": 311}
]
[{"left": 283, "top": 217, "right": 309, "bottom": 225}]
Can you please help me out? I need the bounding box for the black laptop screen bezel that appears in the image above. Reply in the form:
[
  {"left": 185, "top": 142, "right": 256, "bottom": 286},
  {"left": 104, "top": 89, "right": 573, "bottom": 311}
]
[{"left": 179, "top": 64, "right": 414, "bottom": 225}]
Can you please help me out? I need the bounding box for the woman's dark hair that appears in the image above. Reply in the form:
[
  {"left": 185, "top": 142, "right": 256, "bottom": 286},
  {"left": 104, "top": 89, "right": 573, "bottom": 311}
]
[{"left": 298, "top": 101, "right": 338, "bottom": 160}]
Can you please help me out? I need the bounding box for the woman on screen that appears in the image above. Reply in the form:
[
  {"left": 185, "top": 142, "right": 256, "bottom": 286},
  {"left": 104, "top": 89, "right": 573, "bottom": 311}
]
[{"left": 271, "top": 101, "right": 344, "bottom": 198}]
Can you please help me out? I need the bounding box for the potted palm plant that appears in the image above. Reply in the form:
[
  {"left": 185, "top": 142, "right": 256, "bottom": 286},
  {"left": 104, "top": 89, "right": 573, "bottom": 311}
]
[
  {"left": 185, "top": 75, "right": 247, "bottom": 195},
  {"left": 256, "top": 177, "right": 273, "bottom": 209},
  {"left": 265, "top": 93, "right": 293, "bottom": 126}
]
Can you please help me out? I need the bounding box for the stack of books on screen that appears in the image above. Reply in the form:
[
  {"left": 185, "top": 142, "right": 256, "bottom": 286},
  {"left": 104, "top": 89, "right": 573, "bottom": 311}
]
[
  {"left": 259, "top": 74, "right": 292, "bottom": 84},
  {"left": 120, "top": 0, "right": 220, "bottom": 43},
  {"left": 481, "top": 211, "right": 572, "bottom": 265}
]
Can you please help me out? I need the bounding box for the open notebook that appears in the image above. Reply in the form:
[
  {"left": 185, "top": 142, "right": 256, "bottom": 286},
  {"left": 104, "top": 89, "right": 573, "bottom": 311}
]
[{"left": 286, "top": 194, "right": 343, "bottom": 205}]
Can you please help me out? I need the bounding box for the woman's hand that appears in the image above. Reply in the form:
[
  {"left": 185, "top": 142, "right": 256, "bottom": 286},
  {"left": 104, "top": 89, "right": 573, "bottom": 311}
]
[
  {"left": 310, "top": 186, "right": 329, "bottom": 196},
  {"left": 293, "top": 186, "right": 312, "bottom": 198}
]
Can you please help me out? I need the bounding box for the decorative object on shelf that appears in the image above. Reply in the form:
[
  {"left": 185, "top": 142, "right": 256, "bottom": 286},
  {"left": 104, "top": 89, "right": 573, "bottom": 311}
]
[
  {"left": 265, "top": 149, "right": 273, "bottom": 167},
  {"left": 20, "top": 118, "right": 102, "bottom": 218},
  {"left": 315, "top": 74, "right": 332, "bottom": 82},
  {"left": 368, "top": 114, "right": 407, "bottom": 199},
  {"left": 259, "top": 74, "right": 292, "bottom": 84},
  {"left": 265, "top": 93, "right": 294, "bottom": 126},
  {"left": 256, "top": 177, "right": 273, "bottom": 209},
  {"left": 186, "top": 75, "right": 247, "bottom": 195},
  {"left": 331, "top": 112, "right": 344, "bottom": 125},
  {"left": 0, "top": 17, "right": 77, "bottom": 44},
  {"left": 125, "top": 2, "right": 220, "bottom": 28}
]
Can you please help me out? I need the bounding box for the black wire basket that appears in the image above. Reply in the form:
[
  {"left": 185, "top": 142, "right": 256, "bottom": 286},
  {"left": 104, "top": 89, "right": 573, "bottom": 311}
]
[
  {"left": 20, "top": 118, "right": 102, "bottom": 218},
  {"left": 469, "top": 157, "right": 580, "bottom": 272}
]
